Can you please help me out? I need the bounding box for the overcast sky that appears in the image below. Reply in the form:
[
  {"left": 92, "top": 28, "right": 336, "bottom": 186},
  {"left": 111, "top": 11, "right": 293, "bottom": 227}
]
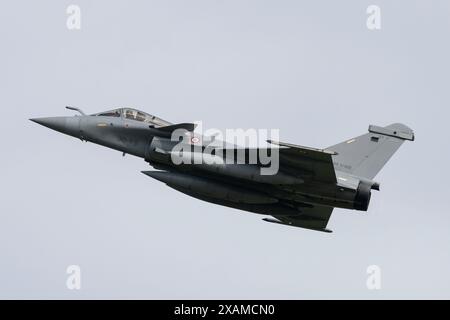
[{"left": 1, "top": 0, "right": 449, "bottom": 299}]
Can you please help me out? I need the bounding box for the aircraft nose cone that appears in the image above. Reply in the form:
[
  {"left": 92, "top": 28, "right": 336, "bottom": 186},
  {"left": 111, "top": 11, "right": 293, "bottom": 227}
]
[
  {"left": 30, "top": 116, "right": 80, "bottom": 138},
  {"left": 30, "top": 117, "right": 65, "bottom": 130}
]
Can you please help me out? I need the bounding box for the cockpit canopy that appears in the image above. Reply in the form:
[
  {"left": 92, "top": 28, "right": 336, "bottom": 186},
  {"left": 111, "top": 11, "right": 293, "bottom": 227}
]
[{"left": 93, "top": 108, "right": 171, "bottom": 127}]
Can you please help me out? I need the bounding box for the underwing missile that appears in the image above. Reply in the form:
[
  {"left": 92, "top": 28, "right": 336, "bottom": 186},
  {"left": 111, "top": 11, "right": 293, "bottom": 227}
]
[{"left": 142, "top": 170, "right": 279, "bottom": 205}]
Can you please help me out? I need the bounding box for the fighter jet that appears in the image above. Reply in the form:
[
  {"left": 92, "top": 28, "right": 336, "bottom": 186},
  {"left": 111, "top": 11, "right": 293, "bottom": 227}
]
[{"left": 31, "top": 106, "right": 414, "bottom": 233}]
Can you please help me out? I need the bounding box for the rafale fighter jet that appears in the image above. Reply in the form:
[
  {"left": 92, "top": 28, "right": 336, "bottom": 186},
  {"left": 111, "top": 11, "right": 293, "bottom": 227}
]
[{"left": 31, "top": 106, "right": 414, "bottom": 233}]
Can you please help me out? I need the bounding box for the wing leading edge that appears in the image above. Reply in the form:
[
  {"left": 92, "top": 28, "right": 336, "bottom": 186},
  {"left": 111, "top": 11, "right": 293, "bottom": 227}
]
[
  {"left": 267, "top": 140, "right": 337, "bottom": 183},
  {"left": 216, "top": 140, "right": 337, "bottom": 184}
]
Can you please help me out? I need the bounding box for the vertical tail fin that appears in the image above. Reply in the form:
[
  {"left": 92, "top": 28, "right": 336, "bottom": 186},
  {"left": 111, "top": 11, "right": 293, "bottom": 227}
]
[{"left": 328, "top": 123, "right": 414, "bottom": 179}]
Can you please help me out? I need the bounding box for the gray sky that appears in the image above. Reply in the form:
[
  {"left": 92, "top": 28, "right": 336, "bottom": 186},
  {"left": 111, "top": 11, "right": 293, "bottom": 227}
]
[{"left": 1, "top": 0, "right": 449, "bottom": 299}]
